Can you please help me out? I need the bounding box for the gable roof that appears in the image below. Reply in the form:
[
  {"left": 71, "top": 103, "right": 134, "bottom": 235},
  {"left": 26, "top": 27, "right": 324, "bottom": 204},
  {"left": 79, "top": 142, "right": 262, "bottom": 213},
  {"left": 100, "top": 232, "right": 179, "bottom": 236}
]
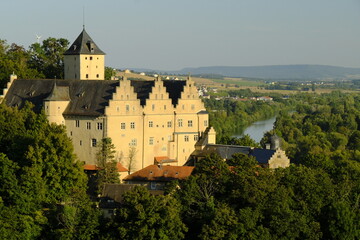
[
  {"left": 249, "top": 148, "right": 276, "bottom": 164},
  {"left": 101, "top": 184, "right": 137, "bottom": 204},
  {"left": 124, "top": 165, "right": 194, "bottom": 182},
  {"left": 64, "top": 28, "right": 105, "bottom": 55},
  {"left": 4, "top": 79, "right": 118, "bottom": 116},
  {"left": 191, "top": 144, "right": 277, "bottom": 165},
  {"left": 198, "top": 144, "right": 251, "bottom": 159}
]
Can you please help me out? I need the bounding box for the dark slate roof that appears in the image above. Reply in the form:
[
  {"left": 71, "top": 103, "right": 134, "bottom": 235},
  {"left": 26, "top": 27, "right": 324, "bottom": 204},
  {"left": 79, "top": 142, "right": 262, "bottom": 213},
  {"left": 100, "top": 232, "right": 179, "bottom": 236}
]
[
  {"left": 163, "top": 80, "right": 186, "bottom": 106},
  {"left": 64, "top": 28, "right": 105, "bottom": 55},
  {"left": 130, "top": 80, "right": 155, "bottom": 106},
  {"left": 4, "top": 78, "right": 193, "bottom": 115},
  {"left": 199, "top": 144, "right": 251, "bottom": 159},
  {"left": 129, "top": 79, "right": 186, "bottom": 107},
  {"left": 249, "top": 148, "right": 276, "bottom": 164},
  {"left": 4, "top": 79, "right": 118, "bottom": 116},
  {"left": 44, "top": 83, "right": 70, "bottom": 101},
  {"left": 192, "top": 144, "right": 276, "bottom": 164},
  {"left": 197, "top": 110, "right": 208, "bottom": 114}
]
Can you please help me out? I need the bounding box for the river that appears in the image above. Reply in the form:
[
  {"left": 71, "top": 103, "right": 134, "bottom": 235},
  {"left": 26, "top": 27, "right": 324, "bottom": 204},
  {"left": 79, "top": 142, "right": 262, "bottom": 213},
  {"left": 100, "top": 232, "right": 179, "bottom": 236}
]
[{"left": 232, "top": 116, "right": 277, "bottom": 143}]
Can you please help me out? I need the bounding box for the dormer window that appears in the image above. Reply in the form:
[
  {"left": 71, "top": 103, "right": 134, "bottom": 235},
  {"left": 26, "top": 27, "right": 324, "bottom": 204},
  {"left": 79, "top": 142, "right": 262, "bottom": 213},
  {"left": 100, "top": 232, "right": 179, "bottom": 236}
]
[{"left": 87, "top": 41, "right": 95, "bottom": 53}]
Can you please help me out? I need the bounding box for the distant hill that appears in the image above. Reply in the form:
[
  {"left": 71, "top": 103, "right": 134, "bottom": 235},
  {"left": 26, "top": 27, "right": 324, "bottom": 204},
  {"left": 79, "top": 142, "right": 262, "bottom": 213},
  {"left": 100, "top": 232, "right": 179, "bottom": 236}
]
[
  {"left": 176, "top": 65, "right": 360, "bottom": 80},
  {"left": 124, "top": 65, "right": 360, "bottom": 81}
]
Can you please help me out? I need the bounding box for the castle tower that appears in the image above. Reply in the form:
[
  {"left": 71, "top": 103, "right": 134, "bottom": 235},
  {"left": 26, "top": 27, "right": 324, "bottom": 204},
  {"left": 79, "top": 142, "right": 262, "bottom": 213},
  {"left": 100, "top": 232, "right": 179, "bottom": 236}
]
[
  {"left": 64, "top": 28, "right": 105, "bottom": 80},
  {"left": 43, "top": 82, "right": 70, "bottom": 125}
]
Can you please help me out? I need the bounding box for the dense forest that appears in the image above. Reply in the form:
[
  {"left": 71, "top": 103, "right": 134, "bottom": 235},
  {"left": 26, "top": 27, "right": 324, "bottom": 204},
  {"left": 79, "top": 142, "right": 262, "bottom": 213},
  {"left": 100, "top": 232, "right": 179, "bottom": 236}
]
[
  {"left": 203, "top": 92, "right": 293, "bottom": 141},
  {"left": 1, "top": 91, "right": 359, "bottom": 239}
]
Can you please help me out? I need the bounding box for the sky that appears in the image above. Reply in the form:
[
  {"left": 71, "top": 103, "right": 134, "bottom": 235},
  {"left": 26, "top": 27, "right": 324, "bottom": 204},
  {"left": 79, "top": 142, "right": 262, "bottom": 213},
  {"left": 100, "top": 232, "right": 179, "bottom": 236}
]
[{"left": 1, "top": 0, "right": 360, "bottom": 70}]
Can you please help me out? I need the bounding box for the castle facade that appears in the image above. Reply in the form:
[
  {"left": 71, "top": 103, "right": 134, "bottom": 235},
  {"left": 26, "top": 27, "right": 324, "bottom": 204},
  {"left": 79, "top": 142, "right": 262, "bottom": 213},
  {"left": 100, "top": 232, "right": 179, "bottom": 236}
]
[{"left": 1, "top": 28, "right": 214, "bottom": 172}]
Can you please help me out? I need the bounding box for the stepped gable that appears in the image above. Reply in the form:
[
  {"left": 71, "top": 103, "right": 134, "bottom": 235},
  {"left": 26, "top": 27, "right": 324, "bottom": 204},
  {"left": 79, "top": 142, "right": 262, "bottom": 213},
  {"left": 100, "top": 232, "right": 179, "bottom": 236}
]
[
  {"left": 163, "top": 80, "right": 186, "bottom": 106},
  {"left": 64, "top": 28, "right": 105, "bottom": 55},
  {"left": 4, "top": 79, "right": 118, "bottom": 116},
  {"left": 130, "top": 80, "right": 155, "bottom": 106}
]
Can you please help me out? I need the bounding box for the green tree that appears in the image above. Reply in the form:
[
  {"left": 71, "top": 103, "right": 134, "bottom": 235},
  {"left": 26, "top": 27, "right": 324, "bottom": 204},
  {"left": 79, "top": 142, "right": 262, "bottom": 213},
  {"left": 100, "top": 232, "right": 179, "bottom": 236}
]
[
  {"left": 0, "top": 103, "right": 99, "bottom": 239},
  {"left": 96, "top": 138, "right": 120, "bottom": 193},
  {"left": 105, "top": 67, "right": 115, "bottom": 80},
  {"left": 29, "top": 37, "right": 69, "bottom": 79},
  {"left": 321, "top": 201, "right": 360, "bottom": 240},
  {"left": 106, "top": 186, "right": 187, "bottom": 240}
]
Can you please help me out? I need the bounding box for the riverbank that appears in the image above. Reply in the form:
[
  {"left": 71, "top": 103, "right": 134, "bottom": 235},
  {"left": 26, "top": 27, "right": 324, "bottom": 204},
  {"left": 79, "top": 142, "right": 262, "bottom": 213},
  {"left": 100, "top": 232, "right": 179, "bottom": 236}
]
[{"left": 232, "top": 116, "right": 277, "bottom": 143}]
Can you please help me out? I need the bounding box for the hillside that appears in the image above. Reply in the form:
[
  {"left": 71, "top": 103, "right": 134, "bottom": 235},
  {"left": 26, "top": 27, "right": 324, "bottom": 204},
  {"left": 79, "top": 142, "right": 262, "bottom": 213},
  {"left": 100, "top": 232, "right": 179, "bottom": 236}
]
[{"left": 176, "top": 65, "right": 360, "bottom": 80}]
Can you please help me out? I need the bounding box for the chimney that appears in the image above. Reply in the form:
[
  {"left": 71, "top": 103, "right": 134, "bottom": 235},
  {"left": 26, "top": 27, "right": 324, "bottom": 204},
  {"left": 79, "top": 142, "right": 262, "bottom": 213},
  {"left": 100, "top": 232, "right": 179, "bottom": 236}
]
[
  {"left": 10, "top": 72, "right": 17, "bottom": 82},
  {"left": 265, "top": 143, "right": 271, "bottom": 150}
]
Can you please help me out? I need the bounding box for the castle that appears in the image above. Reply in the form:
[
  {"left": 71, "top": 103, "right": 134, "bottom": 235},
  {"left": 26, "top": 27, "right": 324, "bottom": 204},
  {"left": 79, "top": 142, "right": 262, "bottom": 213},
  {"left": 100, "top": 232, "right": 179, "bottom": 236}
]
[{"left": 0, "top": 28, "right": 215, "bottom": 173}]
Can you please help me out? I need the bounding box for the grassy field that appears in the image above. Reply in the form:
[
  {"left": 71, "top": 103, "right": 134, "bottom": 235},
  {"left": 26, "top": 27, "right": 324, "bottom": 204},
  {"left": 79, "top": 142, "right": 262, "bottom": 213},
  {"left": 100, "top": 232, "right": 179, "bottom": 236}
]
[{"left": 114, "top": 70, "right": 359, "bottom": 94}]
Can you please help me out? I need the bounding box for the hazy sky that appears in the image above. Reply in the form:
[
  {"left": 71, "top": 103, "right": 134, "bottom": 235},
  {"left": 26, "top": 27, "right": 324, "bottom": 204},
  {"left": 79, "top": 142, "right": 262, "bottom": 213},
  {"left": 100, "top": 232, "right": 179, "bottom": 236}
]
[{"left": 1, "top": 0, "right": 360, "bottom": 70}]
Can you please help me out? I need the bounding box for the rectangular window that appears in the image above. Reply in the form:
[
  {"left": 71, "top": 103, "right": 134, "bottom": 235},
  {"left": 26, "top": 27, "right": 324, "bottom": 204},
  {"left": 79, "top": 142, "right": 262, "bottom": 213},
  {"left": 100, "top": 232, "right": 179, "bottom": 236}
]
[
  {"left": 97, "top": 122, "right": 103, "bottom": 130},
  {"left": 149, "top": 121, "right": 153, "bottom": 128},
  {"left": 86, "top": 122, "right": 91, "bottom": 129},
  {"left": 184, "top": 135, "right": 189, "bottom": 142},
  {"left": 164, "top": 105, "right": 166, "bottom": 110},
  {"left": 130, "top": 139, "right": 137, "bottom": 146},
  {"left": 80, "top": 140, "right": 82, "bottom": 146},
  {"left": 126, "top": 105, "right": 130, "bottom": 112},
  {"left": 178, "top": 119, "right": 183, "bottom": 127},
  {"left": 91, "top": 138, "right": 97, "bottom": 147},
  {"left": 75, "top": 120, "right": 80, "bottom": 127},
  {"left": 130, "top": 122, "right": 135, "bottom": 129},
  {"left": 194, "top": 135, "right": 199, "bottom": 141},
  {"left": 121, "top": 122, "right": 126, "bottom": 129},
  {"left": 188, "top": 120, "right": 193, "bottom": 127},
  {"left": 149, "top": 137, "right": 154, "bottom": 145},
  {"left": 167, "top": 121, "right": 172, "bottom": 128},
  {"left": 191, "top": 104, "right": 195, "bottom": 110},
  {"left": 204, "top": 120, "right": 208, "bottom": 127},
  {"left": 152, "top": 104, "right": 155, "bottom": 111}
]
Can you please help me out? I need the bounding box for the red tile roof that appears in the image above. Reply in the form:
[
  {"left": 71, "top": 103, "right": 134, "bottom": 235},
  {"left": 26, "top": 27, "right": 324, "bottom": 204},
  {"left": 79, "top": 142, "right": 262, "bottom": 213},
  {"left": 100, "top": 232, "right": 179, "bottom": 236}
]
[
  {"left": 124, "top": 165, "right": 194, "bottom": 182},
  {"left": 154, "top": 156, "right": 177, "bottom": 164},
  {"left": 116, "top": 162, "right": 128, "bottom": 172},
  {"left": 83, "top": 164, "right": 99, "bottom": 170},
  {"left": 83, "top": 163, "right": 128, "bottom": 172}
]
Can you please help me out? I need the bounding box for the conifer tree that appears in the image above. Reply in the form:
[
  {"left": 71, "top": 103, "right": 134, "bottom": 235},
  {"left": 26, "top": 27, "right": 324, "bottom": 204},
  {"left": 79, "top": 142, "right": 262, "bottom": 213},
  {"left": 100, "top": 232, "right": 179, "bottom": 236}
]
[{"left": 96, "top": 138, "right": 120, "bottom": 192}]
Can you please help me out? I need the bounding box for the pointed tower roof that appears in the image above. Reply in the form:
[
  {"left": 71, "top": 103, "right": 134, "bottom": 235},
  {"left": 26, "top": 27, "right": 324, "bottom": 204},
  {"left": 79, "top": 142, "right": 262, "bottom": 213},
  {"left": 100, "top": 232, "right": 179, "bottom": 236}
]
[
  {"left": 45, "top": 82, "right": 70, "bottom": 101},
  {"left": 64, "top": 28, "right": 105, "bottom": 55}
]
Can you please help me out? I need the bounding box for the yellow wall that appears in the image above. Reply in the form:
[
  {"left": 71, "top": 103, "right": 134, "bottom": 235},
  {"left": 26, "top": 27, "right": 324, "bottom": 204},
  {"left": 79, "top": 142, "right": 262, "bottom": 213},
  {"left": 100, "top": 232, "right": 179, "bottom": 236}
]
[
  {"left": 268, "top": 149, "right": 290, "bottom": 168},
  {"left": 64, "top": 54, "right": 104, "bottom": 80},
  {"left": 48, "top": 70, "right": 209, "bottom": 170}
]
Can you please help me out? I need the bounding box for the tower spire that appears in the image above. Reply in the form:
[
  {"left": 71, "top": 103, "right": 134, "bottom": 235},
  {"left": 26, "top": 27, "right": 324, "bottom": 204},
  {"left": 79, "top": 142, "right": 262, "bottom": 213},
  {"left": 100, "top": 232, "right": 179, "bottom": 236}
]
[{"left": 83, "top": 6, "right": 85, "bottom": 30}]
